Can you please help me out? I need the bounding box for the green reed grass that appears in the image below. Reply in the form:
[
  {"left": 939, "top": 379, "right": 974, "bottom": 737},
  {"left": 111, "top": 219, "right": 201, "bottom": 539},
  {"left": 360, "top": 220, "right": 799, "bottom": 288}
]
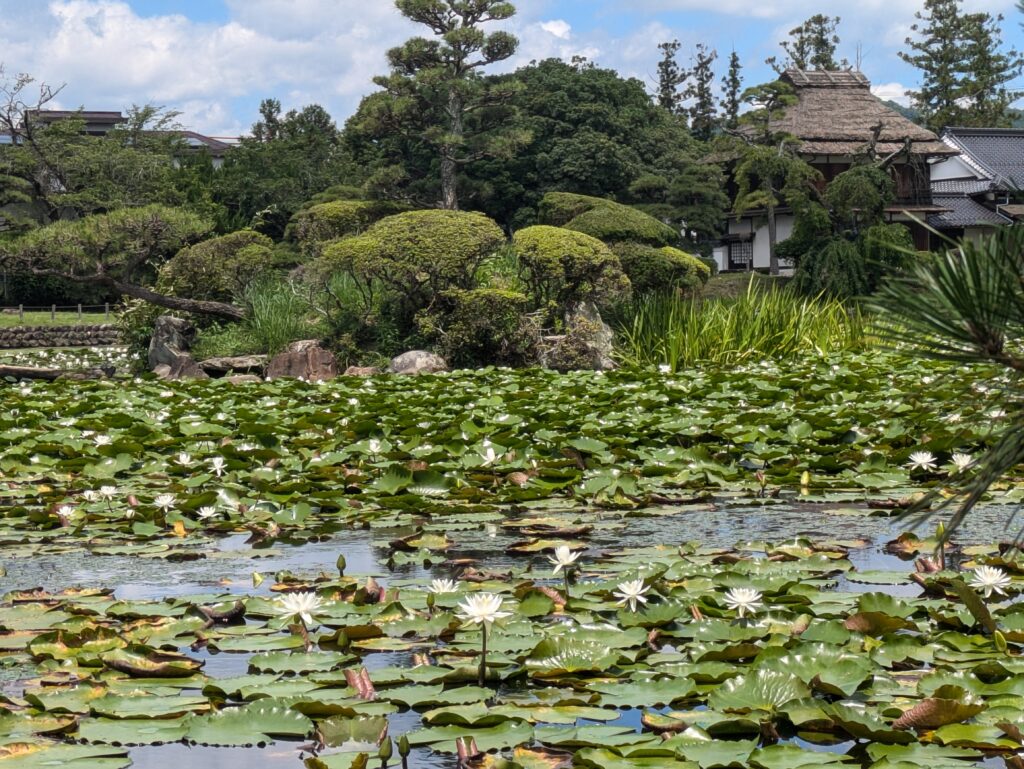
[{"left": 617, "top": 279, "right": 867, "bottom": 370}]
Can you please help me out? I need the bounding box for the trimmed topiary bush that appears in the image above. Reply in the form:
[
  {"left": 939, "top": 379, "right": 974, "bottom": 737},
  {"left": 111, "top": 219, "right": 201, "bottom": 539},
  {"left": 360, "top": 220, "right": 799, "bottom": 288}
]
[
  {"left": 513, "top": 225, "right": 631, "bottom": 315},
  {"left": 418, "top": 288, "right": 539, "bottom": 368},
  {"left": 612, "top": 243, "right": 711, "bottom": 295},
  {"left": 290, "top": 200, "right": 406, "bottom": 257},
  {"left": 537, "top": 192, "right": 679, "bottom": 247},
  {"left": 318, "top": 209, "right": 506, "bottom": 322},
  {"left": 159, "top": 230, "right": 275, "bottom": 304}
]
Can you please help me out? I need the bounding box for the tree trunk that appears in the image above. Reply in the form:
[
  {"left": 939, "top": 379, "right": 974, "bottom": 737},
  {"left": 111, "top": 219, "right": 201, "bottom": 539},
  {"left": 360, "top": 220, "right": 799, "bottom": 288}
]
[
  {"left": 111, "top": 280, "right": 247, "bottom": 321},
  {"left": 440, "top": 86, "right": 464, "bottom": 211},
  {"left": 767, "top": 203, "right": 779, "bottom": 276}
]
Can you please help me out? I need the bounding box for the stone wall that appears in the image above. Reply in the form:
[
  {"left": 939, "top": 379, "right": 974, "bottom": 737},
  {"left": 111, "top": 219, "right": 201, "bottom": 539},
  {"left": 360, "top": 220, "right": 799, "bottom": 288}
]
[{"left": 0, "top": 324, "right": 123, "bottom": 349}]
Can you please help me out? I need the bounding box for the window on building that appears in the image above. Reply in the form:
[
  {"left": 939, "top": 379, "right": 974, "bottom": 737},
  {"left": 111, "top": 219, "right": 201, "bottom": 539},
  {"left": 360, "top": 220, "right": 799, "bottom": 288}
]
[{"left": 728, "top": 241, "right": 753, "bottom": 271}]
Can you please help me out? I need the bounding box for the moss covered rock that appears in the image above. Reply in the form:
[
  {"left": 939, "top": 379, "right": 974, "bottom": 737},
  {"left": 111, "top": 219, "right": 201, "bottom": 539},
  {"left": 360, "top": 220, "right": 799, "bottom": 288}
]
[
  {"left": 612, "top": 243, "right": 711, "bottom": 295},
  {"left": 513, "top": 225, "right": 631, "bottom": 314}
]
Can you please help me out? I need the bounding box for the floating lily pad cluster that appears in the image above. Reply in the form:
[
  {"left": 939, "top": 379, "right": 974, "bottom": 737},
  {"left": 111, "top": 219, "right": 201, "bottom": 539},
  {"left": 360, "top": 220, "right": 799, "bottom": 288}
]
[
  {"left": 3, "top": 539, "right": 1024, "bottom": 768},
  {"left": 0, "top": 353, "right": 1016, "bottom": 545}
]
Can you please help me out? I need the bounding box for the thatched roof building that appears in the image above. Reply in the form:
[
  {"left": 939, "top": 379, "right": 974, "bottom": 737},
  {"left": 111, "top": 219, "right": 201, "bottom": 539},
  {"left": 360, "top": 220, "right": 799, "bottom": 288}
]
[{"left": 768, "top": 70, "right": 957, "bottom": 158}]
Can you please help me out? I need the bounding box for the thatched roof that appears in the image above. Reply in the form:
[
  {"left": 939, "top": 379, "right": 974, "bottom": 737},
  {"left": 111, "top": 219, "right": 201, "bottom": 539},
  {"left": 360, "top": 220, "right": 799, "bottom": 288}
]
[{"left": 764, "top": 70, "right": 957, "bottom": 158}]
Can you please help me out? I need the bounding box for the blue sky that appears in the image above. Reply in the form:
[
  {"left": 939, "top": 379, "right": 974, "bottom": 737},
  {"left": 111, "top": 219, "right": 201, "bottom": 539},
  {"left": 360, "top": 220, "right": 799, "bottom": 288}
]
[{"left": 0, "top": 0, "right": 1020, "bottom": 135}]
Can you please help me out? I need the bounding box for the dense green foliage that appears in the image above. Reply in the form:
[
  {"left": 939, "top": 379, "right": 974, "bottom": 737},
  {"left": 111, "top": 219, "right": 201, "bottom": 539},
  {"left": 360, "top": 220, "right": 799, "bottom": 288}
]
[
  {"left": 612, "top": 243, "right": 711, "bottom": 295},
  {"left": 538, "top": 192, "right": 679, "bottom": 247},
  {"left": 419, "top": 287, "right": 538, "bottom": 368},
  {"left": 159, "top": 230, "right": 274, "bottom": 304},
  {"left": 513, "top": 225, "right": 630, "bottom": 314},
  {"left": 317, "top": 209, "right": 505, "bottom": 329},
  {"left": 290, "top": 199, "right": 406, "bottom": 258}
]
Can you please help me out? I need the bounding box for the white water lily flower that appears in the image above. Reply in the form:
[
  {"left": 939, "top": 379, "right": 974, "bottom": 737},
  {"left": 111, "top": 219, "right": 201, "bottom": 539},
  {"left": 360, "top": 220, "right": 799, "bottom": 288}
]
[
  {"left": 98, "top": 485, "right": 118, "bottom": 500},
  {"left": 94, "top": 435, "right": 113, "bottom": 446},
  {"left": 81, "top": 490, "right": 99, "bottom": 503},
  {"left": 153, "top": 494, "right": 176, "bottom": 512},
  {"left": 456, "top": 593, "right": 511, "bottom": 628},
  {"left": 723, "top": 587, "right": 764, "bottom": 618},
  {"left": 613, "top": 579, "right": 649, "bottom": 612},
  {"left": 57, "top": 505, "right": 79, "bottom": 522},
  {"left": 906, "top": 451, "right": 938, "bottom": 472},
  {"left": 210, "top": 457, "right": 226, "bottom": 477},
  {"left": 368, "top": 439, "right": 382, "bottom": 454},
  {"left": 970, "top": 566, "right": 1011, "bottom": 599},
  {"left": 549, "top": 545, "right": 582, "bottom": 574},
  {"left": 197, "top": 506, "right": 219, "bottom": 520},
  {"left": 480, "top": 444, "right": 499, "bottom": 466},
  {"left": 176, "top": 452, "right": 192, "bottom": 466},
  {"left": 430, "top": 579, "right": 459, "bottom": 594},
  {"left": 277, "top": 591, "right": 325, "bottom": 626},
  {"left": 950, "top": 453, "right": 973, "bottom": 473}
]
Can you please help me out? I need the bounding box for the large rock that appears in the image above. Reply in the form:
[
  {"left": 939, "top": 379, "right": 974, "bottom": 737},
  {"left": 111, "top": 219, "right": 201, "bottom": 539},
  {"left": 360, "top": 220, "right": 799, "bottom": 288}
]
[
  {"left": 541, "top": 301, "right": 617, "bottom": 372},
  {"left": 266, "top": 340, "right": 338, "bottom": 382},
  {"left": 344, "top": 366, "right": 381, "bottom": 377},
  {"left": 225, "top": 374, "right": 264, "bottom": 385},
  {"left": 148, "top": 316, "right": 196, "bottom": 371},
  {"left": 155, "top": 355, "right": 210, "bottom": 381},
  {"left": 388, "top": 350, "right": 448, "bottom": 376},
  {"left": 199, "top": 355, "right": 268, "bottom": 377}
]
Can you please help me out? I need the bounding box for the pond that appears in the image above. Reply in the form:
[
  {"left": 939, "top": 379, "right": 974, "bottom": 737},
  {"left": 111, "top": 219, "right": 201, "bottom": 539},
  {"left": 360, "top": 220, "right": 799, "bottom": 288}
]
[{"left": 1, "top": 353, "right": 1023, "bottom": 768}]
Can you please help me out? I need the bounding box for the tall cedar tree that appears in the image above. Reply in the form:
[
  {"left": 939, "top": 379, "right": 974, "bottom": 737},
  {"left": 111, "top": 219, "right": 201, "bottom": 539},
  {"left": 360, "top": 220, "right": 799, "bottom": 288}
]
[
  {"left": 960, "top": 12, "right": 1023, "bottom": 127},
  {"left": 767, "top": 15, "right": 844, "bottom": 73},
  {"left": 656, "top": 40, "right": 688, "bottom": 118},
  {"left": 688, "top": 44, "right": 718, "bottom": 141},
  {"left": 721, "top": 51, "right": 743, "bottom": 131},
  {"left": 374, "top": 0, "right": 523, "bottom": 211}
]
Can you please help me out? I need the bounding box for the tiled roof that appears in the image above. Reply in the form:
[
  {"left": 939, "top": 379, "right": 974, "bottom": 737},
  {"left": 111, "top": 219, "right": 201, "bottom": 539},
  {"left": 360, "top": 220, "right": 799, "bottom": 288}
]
[
  {"left": 942, "top": 128, "right": 1024, "bottom": 189},
  {"left": 931, "top": 178, "right": 995, "bottom": 195},
  {"left": 928, "top": 194, "right": 1013, "bottom": 228}
]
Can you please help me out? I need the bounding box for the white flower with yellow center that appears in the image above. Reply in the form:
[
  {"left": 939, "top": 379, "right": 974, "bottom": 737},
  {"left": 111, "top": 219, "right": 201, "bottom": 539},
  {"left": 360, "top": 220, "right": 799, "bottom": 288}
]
[
  {"left": 430, "top": 579, "right": 459, "bottom": 594},
  {"left": 153, "top": 494, "right": 176, "bottom": 512},
  {"left": 723, "top": 587, "right": 764, "bottom": 618},
  {"left": 950, "top": 453, "right": 973, "bottom": 473},
  {"left": 970, "top": 566, "right": 1011, "bottom": 599},
  {"left": 613, "top": 579, "right": 649, "bottom": 612},
  {"left": 906, "top": 451, "right": 938, "bottom": 472},
  {"left": 548, "top": 545, "right": 582, "bottom": 575},
  {"left": 197, "top": 506, "right": 219, "bottom": 520},
  {"left": 277, "top": 591, "right": 325, "bottom": 627},
  {"left": 210, "top": 457, "right": 226, "bottom": 477},
  {"left": 456, "top": 593, "right": 511, "bottom": 628}
]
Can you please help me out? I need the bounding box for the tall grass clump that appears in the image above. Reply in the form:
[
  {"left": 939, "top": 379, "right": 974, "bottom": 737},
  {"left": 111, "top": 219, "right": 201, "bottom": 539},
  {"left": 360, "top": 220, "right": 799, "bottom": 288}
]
[
  {"left": 243, "top": 277, "right": 316, "bottom": 356},
  {"left": 618, "top": 279, "right": 866, "bottom": 370}
]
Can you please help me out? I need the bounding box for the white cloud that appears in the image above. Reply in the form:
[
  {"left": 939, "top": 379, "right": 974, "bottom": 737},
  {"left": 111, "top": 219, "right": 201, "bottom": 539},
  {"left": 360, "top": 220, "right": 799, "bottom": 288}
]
[
  {"left": 871, "top": 82, "right": 911, "bottom": 106},
  {"left": 540, "top": 19, "right": 572, "bottom": 39}
]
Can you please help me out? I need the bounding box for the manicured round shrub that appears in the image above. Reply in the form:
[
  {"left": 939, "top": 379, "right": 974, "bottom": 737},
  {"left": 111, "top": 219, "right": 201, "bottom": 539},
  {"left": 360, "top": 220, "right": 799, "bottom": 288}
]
[
  {"left": 419, "top": 288, "right": 539, "bottom": 368},
  {"left": 159, "top": 230, "right": 274, "bottom": 303},
  {"left": 319, "top": 209, "right": 506, "bottom": 318},
  {"left": 612, "top": 243, "right": 711, "bottom": 295},
  {"left": 290, "top": 200, "right": 406, "bottom": 257},
  {"left": 537, "top": 191, "right": 679, "bottom": 247},
  {"left": 538, "top": 192, "right": 607, "bottom": 227},
  {"left": 513, "top": 225, "right": 631, "bottom": 312}
]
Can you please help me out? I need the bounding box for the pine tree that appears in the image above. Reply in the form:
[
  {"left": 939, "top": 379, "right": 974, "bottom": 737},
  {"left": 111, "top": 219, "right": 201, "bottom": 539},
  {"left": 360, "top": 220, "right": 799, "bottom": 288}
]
[
  {"left": 960, "top": 12, "right": 1023, "bottom": 127},
  {"left": 656, "top": 40, "right": 688, "bottom": 117},
  {"left": 372, "top": 0, "right": 524, "bottom": 211},
  {"left": 720, "top": 50, "right": 743, "bottom": 130},
  {"left": 767, "top": 15, "right": 844, "bottom": 73},
  {"left": 688, "top": 44, "right": 718, "bottom": 141},
  {"left": 899, "top": 0, "right": 968, "bottom": 132}
]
